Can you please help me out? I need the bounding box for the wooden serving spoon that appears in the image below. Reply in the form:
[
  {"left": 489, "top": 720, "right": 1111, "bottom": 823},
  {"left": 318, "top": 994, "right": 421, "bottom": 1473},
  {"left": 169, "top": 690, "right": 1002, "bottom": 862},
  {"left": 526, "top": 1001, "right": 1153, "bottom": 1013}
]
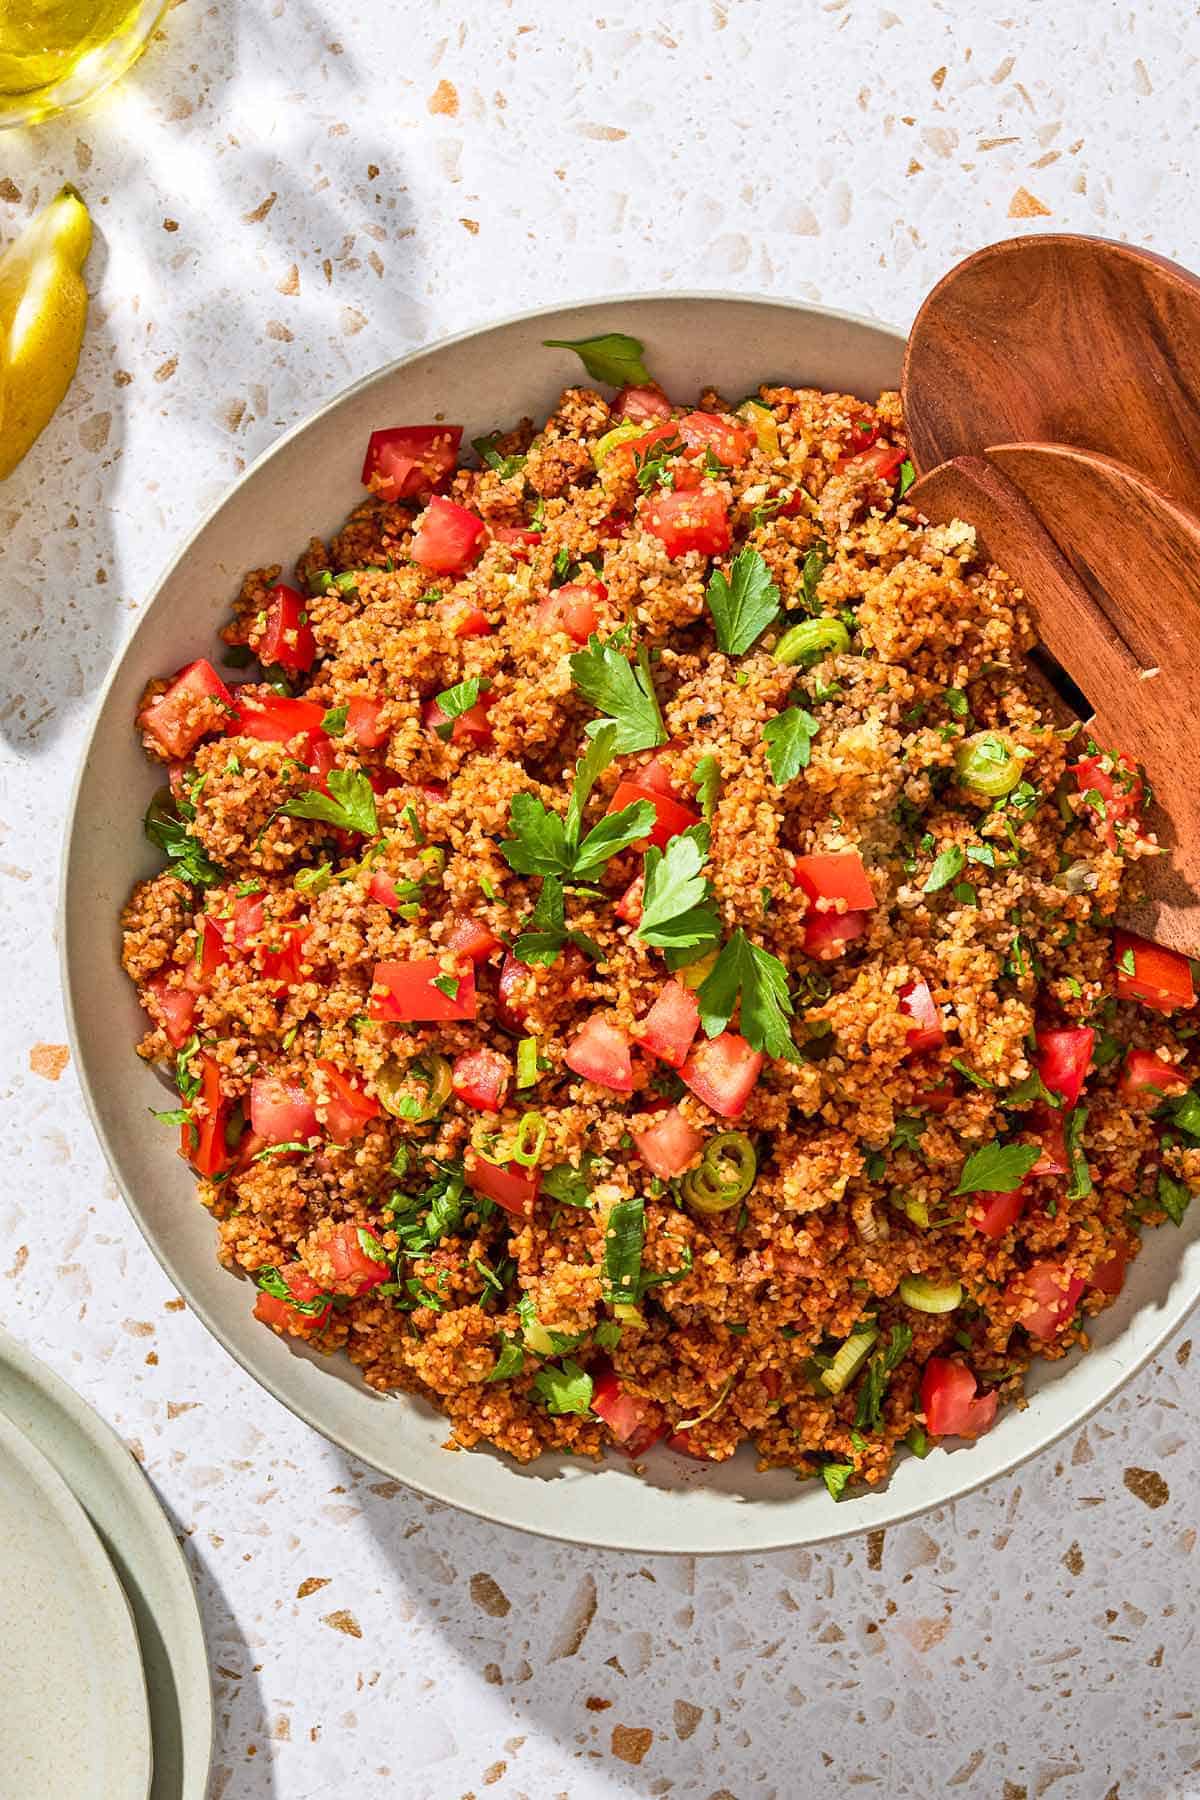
[
  {"left": 908, "top": 449, "right": 1200, "bottom": 954},
  {"left": 902, "top": 233, "right": 1200, "bottom": 519}
]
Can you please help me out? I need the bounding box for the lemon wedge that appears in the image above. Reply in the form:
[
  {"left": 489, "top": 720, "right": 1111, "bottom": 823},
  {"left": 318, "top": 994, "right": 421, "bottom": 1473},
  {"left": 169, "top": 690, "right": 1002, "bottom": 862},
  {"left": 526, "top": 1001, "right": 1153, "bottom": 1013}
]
[{"left": 0, "top": 183, "right": 92, "bottom": 480}]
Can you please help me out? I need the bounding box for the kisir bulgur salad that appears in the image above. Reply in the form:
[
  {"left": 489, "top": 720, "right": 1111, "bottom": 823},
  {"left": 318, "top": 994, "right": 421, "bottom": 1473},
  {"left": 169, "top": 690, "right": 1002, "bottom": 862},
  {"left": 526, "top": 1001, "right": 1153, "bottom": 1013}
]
[{"left": 122, "top": 330, "right": 1200, "bottom": 1497}]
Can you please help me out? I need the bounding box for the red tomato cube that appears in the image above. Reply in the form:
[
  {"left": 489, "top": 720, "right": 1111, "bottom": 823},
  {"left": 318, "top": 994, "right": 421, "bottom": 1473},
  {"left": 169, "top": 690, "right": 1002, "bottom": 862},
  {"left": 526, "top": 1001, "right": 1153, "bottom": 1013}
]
[
  {"left": 1114, "top": 930, "right": 1196, "bottom": 1013},
  {"left": 451, "top": 1048, "right": 510, "bottom": 1112},
  {"left": 231, "top": 691, "right": 325, "bottom": 743},
  {"left": 643, "top": 485, "right": 731, "bottom": 559},
  {"left": 137, "top": 659, "right": 233, "bottom": 760},
  {"left": 361, "top": 424, "right": 462, "bottom": 501},
  {"left": 564, "top": 1014, "right": 634, "bottom": 1093},
  {"left": 606, "top": 778, "right": 700, "bottom": 850},
  {"left": 680, "top": 1032, "right": 763, "bottom": 1119},
  {"left": 1035, "top": 1026, "right": 1095, "bottom": 1108},
  {"left": 314, "top": 1060, "right": 381, "bottom": 1144},
  {"left": 590, "top": 1366, "right": 667, "bottom": 1456},
  {"left": 803, "top": 909, "right": 870, "bottom": 961},
  {"left": 615, "top": 875, "right": 644, "bottom": 924},
  {"left": 345, "top": 695, "right": 388, "bottom": 746},
  {"left": 1027, "top": 1105, "right": 1069, "bottom": 1177},
  {"left": 536, "top": 579, "right": 605, "bottom": 643},
  {"left": 410, "top": 496, "right": 487, "bottom": 574},
  {"left": 633, "top": 1105, "right": 705, "bottom": 1179},
  {"left": 145, "top": 973, "right": 196, "bottom": 1049},
  {"left": 445, "top": 916, "right": 503, "bottom": 963},
  {"left": 676, "top": 410, "right": 754, "bottom": 468},
  {"left": 313, "top": 1220, "right": 391, "bottom": 1295},
  {"left": 249, "top": 1076, "right": 319, "bottom": 1144},
  {"left": 1091, "top": 1252, "right": 1127, "bottom": 1297},
  {"left": 180, "top": 1054, "right": 231, "bottom": 1178},
  {"left": 436, "top": 596, "right": 493, "bottom": 639},
  {"left": 793, "top": 850, "right": 876, "bottom": 912},
  {"left": 898, "top": 978, "right": 944, "bottom": 1053},
  {"left": 972, "top": 1186, "right": 1028, "bottom": 1240},
  {"left": 465, "top": 1156, "right": 539, "bottom": 1216},
  {"left": 920, "top": 1358, "right": 997, "bottom": 1439},
  {"left": 1006, "top": 1259, "right": 1085, "bottom": 1338},
  {"left": 611, "top": 383, "right": 673, "bottom": 423},
  {"left": 837, "top": 443, "right": 907, "bottom": 483},
  {"left": 1118, "top": 1048, "right": 1190, "bottom": 1104},
  {"left": 253, "top": 1263, "right": 332, "bottom": 1336},
  {"left": 368, "top": 959, "right": 477, "bottom": 1023},
  {"left": 637, "top": 981, "right": 701, "bottom": 1070},
  {"left": 259, "top": 583, "right": 316, "bottom": 674}
]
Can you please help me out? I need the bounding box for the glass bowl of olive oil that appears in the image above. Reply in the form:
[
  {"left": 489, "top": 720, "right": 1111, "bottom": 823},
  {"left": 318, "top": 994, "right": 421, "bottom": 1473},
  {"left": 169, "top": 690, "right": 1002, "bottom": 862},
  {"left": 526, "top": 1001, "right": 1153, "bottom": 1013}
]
[{"left": 0, "top": 0, "right": 167, "bottom": 127}]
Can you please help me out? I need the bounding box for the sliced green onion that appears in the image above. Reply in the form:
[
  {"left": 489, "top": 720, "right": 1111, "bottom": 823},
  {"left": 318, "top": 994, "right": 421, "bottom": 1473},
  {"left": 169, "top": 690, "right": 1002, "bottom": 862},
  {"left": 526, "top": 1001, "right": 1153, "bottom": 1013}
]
[
  {"left": 774, "top": 616, "right": 851, "bottom": 669},
  {"left": 735, "top": 398, "right": 780, "bottom": 459},
  {"left": 820, "top": 1325, "right": 879, "bottom": 1395},
  {"left": 375, "top": 1053, "right": 451, "bottom": 1123},
  {"left": 333, "top": 570, "right": 359, "bottom": 592},
  {"left": 512, "top": 1111, "right": 547, "bottom": 1168},
  {"left": 680, "top": 1131, "right": 757, "bottom": 1215},
  {"left": 308, "top": 568, "right": 334, "bottom": 596},
  {"left": 954, "top": 731, "right": 1028, "bottom": 798},
  {"left": 898, "top": 1273, "right": 963, "bottom": 1313},
  {"left": 516, "top": 1036, "right": 540, "bottom": 1090}
]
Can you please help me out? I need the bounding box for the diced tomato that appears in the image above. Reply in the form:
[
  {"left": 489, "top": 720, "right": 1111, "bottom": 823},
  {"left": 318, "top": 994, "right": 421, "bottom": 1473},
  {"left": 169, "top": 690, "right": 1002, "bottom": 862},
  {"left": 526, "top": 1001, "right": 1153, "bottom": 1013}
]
[
  {"left": 445, "top": 916, "right": 502, "bottom": 963},
  {"left": 633, "top": 1105, "right": 705, "bottom": 1179},
  {"left": 680, "top": 1032, "right": 763, "bottom": 1119},
  {"left": 611, "top": 383, "right": 673, "bottom": 423},
  {"left": 1036, "top": 1026, "right": 1094, "bottom": 1108},
  {"left": 320, "top": 1220, "right": 391, "bottom": 1295},
  {"left": 368, "top": 872, "right": 403, "bottom": 911},
  {"left": 615, "top": 875, "right": 644, "bottom": 924},
  {"left": 437, "top": 595, "right": 493, "bottom": 639},
  {"left": 249, "top": 1075, "right": 318, "bottom": 1144},
  {"left": 231, "top": 692, "right": 326, "bottom": 743},
  {"left": 367, "top": 767, "right": 404, "bottom": 799},
  {"left": 919, "top": 1084, "right": 957, "bottom": 1114},
  {"left": 667, "top": 1428, "right": 718, "bottom": 1460},
  {"left": 837, "top": 442, "right": 907, "bottom": 483},
  {"left": 920, "top": 1358, "right": 998, "bottom": 1439},
  {"left": 137, "top": 659, "right": 233, "bottom": 760},
  {"left": 793, "top": 850, "right": 876, "bottom": 912},
  {"left": 345, "top": 695, "right": 389, "bottom": 746},
  {"left": 451, "top": 1048, "right": 511, "bottom": 1112},
  {"left": 253, "top": 1263, "right": 332, "bottom": 1336},
  {"left": 410, "top": 496, "right": 486, "bottom": 574},
  {"left": 465, "top": 1156, "right": 540, "bottom": 1217},
  {"left": 591, "top": 1366, "right": 667, "bottom": 1456},
  {"left": 1114, "top": 930, "right": 1196, "bottom": 1013},
  {"left": 564, "top": 1014, "right": 634, "bottom": 1093},
  {"left": 898, "top": 978, "right": 944, "bottom": 1053},
  {"left": 803, "top": 909, "right": 870, "bottom": 961},
  {"left": 1118, "top": 1048, "right": 1191, "bottom": 1104},
  {"left": 1091, "top": 1252, "right": 1127, "bottom": 1297},
  {"left": 184, "top": 914, "right": 229, "bottom": 993},
  {"left": 677, "top": 410, "right": 754, "bottom": 468},
  {"left": 536, "top": 579, "right": 604, "bottom": 643},
  {"left": 1007, "top": 1259, "right": 1085, "bottom": 1338},
  {"left": 633, "top": 746, "right": 682, "bottom": 797},
  {"left": 491, "top": 524, "right": 543, "bottom": 555},
  {"left": 1069, "top": 751, "right": 1145, "bottom": 850},
  {"left": 973, "top": 1186, "right": 1029, "bottom": 1240},
  {"left": 262, "top": 923, "right": 310, "bottom": 989},
  {"left": 496, "top": 953, "right": 531, "bottom": 1032},
  {"left": 422, "top": 693, "right": 494, "bottom": 748},
  {"left": 300, "top": 730, "right": 337, "bottom": 791},
  {"left": 638, "top": 981, "right": 701, "bottom": 1070},
  {"left": 606, "top": 779, "right": 701, "bottom": 850},
  {"left": 846, "top": 414, "right": 880, "bottom": 455},
  {"left": 181, "top": 1054, "right": 231, "bottom": 1178},
  {"left": 215, "top": 891, "right": 264, "bottom": 953},
  {"left": 1027, "top": 1104, "right": 1068, "bottom": 1176},
  {"left": 361, "top": 424, "right": 462, "bottom": 502},
  {"left": 146, "top": 974, "right": 196, "bottom": 1049},
  {"left": 314, "top": 1061, "right": 381, "bottom": 1144},
  {"left": 259, "top": 583, "right": 317, "bottom": 674},
  {"left": 369, "top": 959, "right": 477, "bottom": 1023},
  {"left": 643, "top": 484, "right": 731, "bottom": 559}
]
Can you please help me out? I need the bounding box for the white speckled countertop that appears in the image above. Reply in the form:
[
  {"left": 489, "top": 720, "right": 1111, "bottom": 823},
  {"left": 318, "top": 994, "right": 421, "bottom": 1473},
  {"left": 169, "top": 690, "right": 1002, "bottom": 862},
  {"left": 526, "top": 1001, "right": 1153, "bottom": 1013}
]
[{"left": 2, "top": 4, "right": 1199, "bottom": 1795}]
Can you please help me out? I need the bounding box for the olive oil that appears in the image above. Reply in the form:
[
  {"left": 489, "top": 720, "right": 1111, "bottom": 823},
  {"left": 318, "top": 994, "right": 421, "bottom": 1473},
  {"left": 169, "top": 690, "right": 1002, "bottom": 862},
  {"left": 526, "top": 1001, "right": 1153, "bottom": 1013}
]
[{"left": 0, "top": 0, "right": 165, "bottom": 125}]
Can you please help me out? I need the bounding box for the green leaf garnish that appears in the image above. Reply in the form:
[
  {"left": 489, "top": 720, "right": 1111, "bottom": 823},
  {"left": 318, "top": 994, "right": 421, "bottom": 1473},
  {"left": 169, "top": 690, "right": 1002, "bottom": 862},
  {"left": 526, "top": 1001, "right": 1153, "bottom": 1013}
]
[
  {"left": 542, "top": 331, "right": 651, "bottom": 387},
  {"left": 898, "top": 458, "right": 915, "bottom": 497},
  {"left": 692, "top": 754, "right": 720, "bottom": 821},
  {"left": 822, "top": 1461, "right": 854, "bottom": 1501},
  {"left": 487, "top": 1336, "right": 526, "bottom": 1381},
  {"left": 472, "top": 433, "right": 526, "bottom": 480},
  {"left": 144, "top": 790, "right": 224, "bottom": 888},
  {"left": 923, "top": 845, "right": 966, "bottom": 893},
  {"left": 704, "top": 548, "right": 780, "bottom": 656},
  {"left": 431, "top": 676, "right": 487, "bottom": 739},
  {"left": 697, "top": 928, "right": 794, "bottom": 1059},
  {"left": 532, "top": 1357, "right": 595, "bottom": 1415},
  {"left": 1158, "top": 1169, "right": 1193, "bottom": 1226},
  {"left": 763, "top": 706, "right": 819, "bottom": 787},
  {"left": 321, "top": 704, "right": 348, "bottom": 736},
  {"left": 569, "top": 634, "right": 666, "bottom": 754},
  {"left": 637, "top": 824, "right": 721, "bottom": 951},
  {"left": 281, "top": 768, "right": 378, "bottom": 836},
  {"left": 952, "top": 1140, "right": 1042, "bottom": 1195},
  {"left": 1064, "top": 1105, "right": 1092, "bottom": 1200},
  {"left": 854, "top": 1323, "right": 913, "bottom": 1433}
]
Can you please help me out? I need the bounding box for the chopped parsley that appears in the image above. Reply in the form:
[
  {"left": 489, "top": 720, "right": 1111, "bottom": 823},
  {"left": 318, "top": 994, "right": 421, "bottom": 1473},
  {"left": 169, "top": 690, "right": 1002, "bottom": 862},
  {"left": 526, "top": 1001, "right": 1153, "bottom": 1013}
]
[
  {"left": 923, "top": 844, "right": 966, "bottom": 894},
  {"left": 763, "top": 705, "right": 819, "bottom": 787},
  {"left": 697, "top": 929, "right": 794, "bottom": 1059},
  {"left": 472, "top": 432, "right": 526, "bottom": 480},
  {"left": 1158, "top": 1170, "right": 1193, "bottom": 1226},
  {"left": 637, "top": 824, "right": 721, "bottom": 952},
  {"left": 898, "top": 458, "right": 916, "bottom": 498},
  {"left": 321, "top": 704, "right": 348, "bottom": 736},
  {"left": 144, "top": 789, "right": 224, "bottom": 888},
  {"left": 569, "top": 633, "right": 667, "bottom": 754},
  {"left": 1064, "top": 1106, "right": 1093, "bottom": 1200},
  {"left": 854, "top": 1324, "right": 913, "bottom": 1433},
  {"left": 602, "top": 1198, "right": 693, "bottom": 1304},
  {"left": 692, "top": 753, "right": 721, "bottom": 821},
  {"left": 501, "top": 726, "right": 655, "bottom": 880},
  {"left": 705, "top": 548, "right": 781, "bottom": 656},
  {"left": 822, "top": 1461, "right": 854, "bottom": 1501},
  {"left": 487, "top": 1336, "right": 525, "bottom": 1381},
  {"left": 532, "top": 1358, "right": 595, "bottom": 1416},
  {"left": 281, "top": 768, "right": 378, "bottom": 837},
  {"left": 952, "top": 1140, "right": 1042, "bottom": 1195}
]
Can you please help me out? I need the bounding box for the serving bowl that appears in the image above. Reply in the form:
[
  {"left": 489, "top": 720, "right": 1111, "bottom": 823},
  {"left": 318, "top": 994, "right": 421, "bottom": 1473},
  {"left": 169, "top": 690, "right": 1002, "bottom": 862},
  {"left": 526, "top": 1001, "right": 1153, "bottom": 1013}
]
[{"left": 62, "top": 294, "right": 1200, "bottom": 1554}]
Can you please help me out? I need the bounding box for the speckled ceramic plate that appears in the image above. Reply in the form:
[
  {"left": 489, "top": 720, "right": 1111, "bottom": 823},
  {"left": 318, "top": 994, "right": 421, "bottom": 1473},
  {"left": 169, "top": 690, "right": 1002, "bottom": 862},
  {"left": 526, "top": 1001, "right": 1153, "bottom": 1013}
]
[
  {"left": 0, "top": 1327, "right": 213, "bottom": 1798},
  {"left": 0, "top": 1405, "right": 152, "bottom": 1800},
  {"left": 61, "top": 294, "right": 1200, "bottom": 1554}
]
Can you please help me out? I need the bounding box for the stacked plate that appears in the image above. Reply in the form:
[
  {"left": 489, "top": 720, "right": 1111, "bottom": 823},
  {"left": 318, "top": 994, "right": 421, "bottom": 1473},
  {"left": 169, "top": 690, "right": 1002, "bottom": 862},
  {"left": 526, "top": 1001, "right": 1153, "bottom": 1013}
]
[{"left": 0, "top": 1328, "right": 212, "bottom": 1799}]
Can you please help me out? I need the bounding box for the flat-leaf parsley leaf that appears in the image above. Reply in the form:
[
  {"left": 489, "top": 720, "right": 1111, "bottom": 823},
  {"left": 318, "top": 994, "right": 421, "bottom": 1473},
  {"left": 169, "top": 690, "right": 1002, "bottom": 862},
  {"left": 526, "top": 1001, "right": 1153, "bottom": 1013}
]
[{"left": 705, "top": 548, "right": 781, "bottom": 656}]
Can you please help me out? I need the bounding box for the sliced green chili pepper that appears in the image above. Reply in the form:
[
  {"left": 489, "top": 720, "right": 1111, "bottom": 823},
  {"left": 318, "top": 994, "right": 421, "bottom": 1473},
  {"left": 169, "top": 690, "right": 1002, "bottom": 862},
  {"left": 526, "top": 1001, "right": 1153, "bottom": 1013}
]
[
  {"left": 680, "top": 1131, "right": 757, "bottom": 1215},
  {"left": 774, "top": 616, "right": 851, "bottom": 669},
  {"left": 954, "top": 732, "right": 1028, "bottom": 798}
]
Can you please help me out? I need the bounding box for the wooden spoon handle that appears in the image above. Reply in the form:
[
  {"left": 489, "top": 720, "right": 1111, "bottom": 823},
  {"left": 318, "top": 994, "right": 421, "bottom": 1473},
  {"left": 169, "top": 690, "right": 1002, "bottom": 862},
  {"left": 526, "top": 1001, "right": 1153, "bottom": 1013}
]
[{"left": 907, "top": 455, "right": 1144, "bottom": 705}]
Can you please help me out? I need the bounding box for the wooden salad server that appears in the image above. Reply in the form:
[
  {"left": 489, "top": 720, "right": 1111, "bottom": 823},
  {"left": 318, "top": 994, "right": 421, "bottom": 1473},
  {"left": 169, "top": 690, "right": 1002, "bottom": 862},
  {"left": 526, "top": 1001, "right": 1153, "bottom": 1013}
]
[
  {"left": 902, "top": 233, "right": 1200, "bottom": 520},
  {"left": 906, "top": 449, "right": 1200, "bottom": 955}
]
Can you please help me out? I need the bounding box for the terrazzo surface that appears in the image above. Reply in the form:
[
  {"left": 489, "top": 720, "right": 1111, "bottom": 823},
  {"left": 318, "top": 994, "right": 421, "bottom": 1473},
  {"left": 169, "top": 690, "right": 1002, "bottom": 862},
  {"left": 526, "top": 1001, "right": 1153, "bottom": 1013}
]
[{"left": 2, "top": 2, "right": 1199, "bottom": 1794}]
